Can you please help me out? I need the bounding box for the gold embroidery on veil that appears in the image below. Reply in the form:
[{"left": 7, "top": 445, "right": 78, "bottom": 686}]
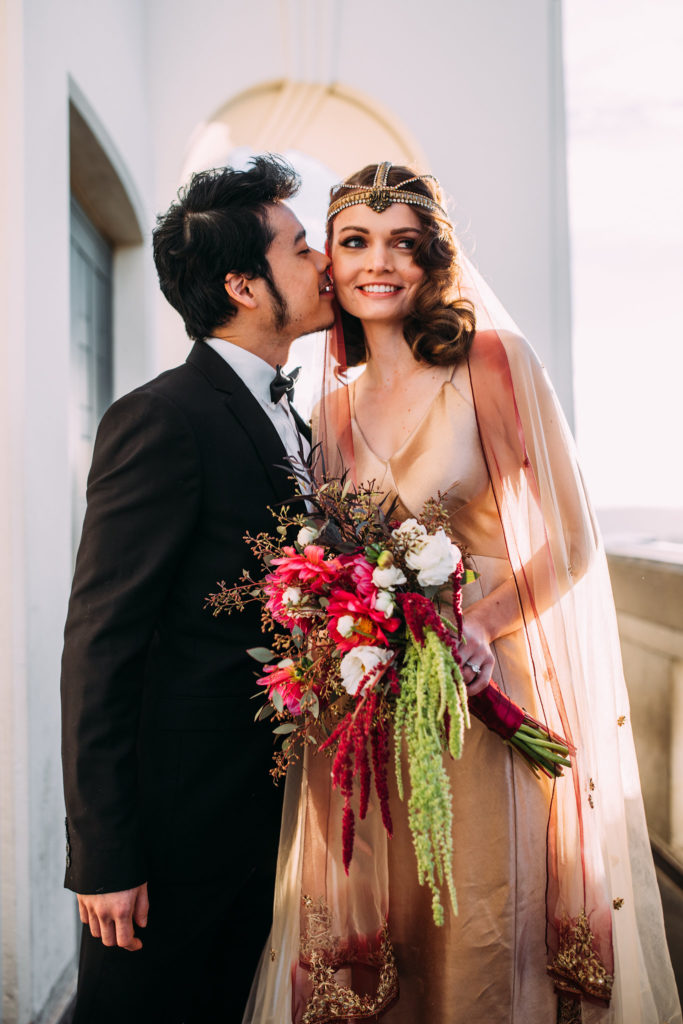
[
  {"left": 299, "top": 896, "right": 399, "bottom": 1023},
  {"left": 547, "top": 910, "right": 613, "bottom": 1004}
]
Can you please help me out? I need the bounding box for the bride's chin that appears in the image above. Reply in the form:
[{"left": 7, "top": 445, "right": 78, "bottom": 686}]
[
  {"left": 355, "top": 310, "right": 404, "bottom": 325},
  {"left": 339, "top": 302, "right": 405, "bottom": 324}
]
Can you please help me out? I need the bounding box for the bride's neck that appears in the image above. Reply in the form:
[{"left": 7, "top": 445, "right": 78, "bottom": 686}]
[{"left": 361, "top": 320, "right": 426, "bottom": 389}]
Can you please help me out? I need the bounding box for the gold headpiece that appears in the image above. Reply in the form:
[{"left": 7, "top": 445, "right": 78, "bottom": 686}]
[{"left": 326, "top": 161, "right": 448, "bottom": 222}]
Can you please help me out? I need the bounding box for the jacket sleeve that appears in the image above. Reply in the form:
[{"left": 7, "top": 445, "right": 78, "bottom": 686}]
[{"left": 61, "top": 387, "right": 201, "bottom": 894}]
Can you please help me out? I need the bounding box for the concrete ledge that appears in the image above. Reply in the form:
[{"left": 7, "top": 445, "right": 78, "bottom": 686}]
[
  {"left": 607, "top": 551, "right": 683, "bottom": 633},
  {"left": 617, "top": 611, "right": 683, "bottom": 660}
]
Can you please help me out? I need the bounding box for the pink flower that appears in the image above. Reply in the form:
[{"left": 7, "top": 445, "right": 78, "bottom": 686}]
[
  {"left": 327, "top": 588, "right": 401, "bottom": 652},
  {"left": 268, "top": 545, "right": 342, "bottom": 594},
  {"left": 257, "top": 659, "right": 305, "bottom": 715},
  {"left": 263, "top": 545, "right": 343, "bottom": 630},
  {"left": 339, "top": 553, "right": 376, "bottom": 601}
]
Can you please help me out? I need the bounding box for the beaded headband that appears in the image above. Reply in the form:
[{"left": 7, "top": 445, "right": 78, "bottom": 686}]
[{"left": 326, "top": 161, "right": 448, "bottom": 222}]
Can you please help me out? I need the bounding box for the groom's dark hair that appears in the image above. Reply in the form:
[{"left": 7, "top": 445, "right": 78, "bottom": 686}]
[{"left": 153, "top": 155, "right": 300, "bottom": 341}]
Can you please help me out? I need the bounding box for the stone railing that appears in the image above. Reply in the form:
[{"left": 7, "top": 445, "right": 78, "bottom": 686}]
[{"left": 606, "top": 544, "right": 683, "bottom": 874}]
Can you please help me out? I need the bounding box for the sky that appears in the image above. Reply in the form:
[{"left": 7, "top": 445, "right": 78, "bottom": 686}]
[{"left": 563, "top": 0, "right": 683, "bottom": 514}]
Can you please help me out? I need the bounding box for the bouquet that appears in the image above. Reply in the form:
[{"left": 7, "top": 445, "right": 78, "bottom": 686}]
[{"left": 207, "top": 475, "right": 573, "bottom": 925}]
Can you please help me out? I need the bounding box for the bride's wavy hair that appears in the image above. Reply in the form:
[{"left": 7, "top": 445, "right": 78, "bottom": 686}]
[{"left": 327, "top": 164, "right": 476, "bottom": 367}]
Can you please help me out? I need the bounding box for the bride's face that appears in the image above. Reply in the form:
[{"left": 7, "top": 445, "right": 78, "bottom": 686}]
[{"left": 329, "top": 204, "right": 425, "bottom": 324}]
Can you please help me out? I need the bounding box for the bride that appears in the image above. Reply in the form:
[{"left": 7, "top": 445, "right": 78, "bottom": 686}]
[{"left": 243, "top": 163, "right": 681, "bottom": 1024}]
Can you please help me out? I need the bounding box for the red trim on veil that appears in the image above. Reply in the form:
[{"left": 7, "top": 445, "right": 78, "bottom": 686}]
[
  {"left": 467, "top": 329, "right": 617, "bottom": 1000},
  {"left": 468, "top": 332, "right": 592, "bottom": 933}
]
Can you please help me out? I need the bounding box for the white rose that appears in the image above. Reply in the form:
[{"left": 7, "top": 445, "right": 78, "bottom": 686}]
[
  {"left": 282, "top": 586, "right": 303, "bottom": 606},
  {"left": 340, "top": 646, "right": 394, "bottom": 697},
  {"left": 372, "top": 564, "right": 407, "bottom": 591},
  {"left": 297, "top": 524, "right": 319, "bottom": 547},
  {"left": 337, "top": 614, "right": 355, "bottom": 639},
  {"left": 405, "top": 529, "right": 462, "bottom": 587},
  {"left": 374, "top": 591, "right": 395, "bottom": 619}
]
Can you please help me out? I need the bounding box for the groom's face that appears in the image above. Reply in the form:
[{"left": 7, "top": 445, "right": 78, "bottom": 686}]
[{"left": 262, "top": 204, "right": 334, "bottom": 340}]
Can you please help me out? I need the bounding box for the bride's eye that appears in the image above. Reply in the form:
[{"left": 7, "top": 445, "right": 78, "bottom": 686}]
[
  {"left": 396, "top": 238, "right": 416, "bottom": 249},
  {"left": 339, "top": 236, "right": 366, "bottom": 248}
]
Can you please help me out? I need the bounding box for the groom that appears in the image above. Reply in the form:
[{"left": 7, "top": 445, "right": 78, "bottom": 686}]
[{"left": 61, "top": 156, "right": 333, "bottom": 1022}]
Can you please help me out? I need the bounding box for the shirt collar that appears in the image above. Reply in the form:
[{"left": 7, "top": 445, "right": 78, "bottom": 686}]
[{"left": 205, "top": 337, "right": 278, "bottom": 406}]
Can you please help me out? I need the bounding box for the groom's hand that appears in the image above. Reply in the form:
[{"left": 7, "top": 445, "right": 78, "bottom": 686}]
[{"left": 77, "top": 882, "right": 149, "bottom": 952}]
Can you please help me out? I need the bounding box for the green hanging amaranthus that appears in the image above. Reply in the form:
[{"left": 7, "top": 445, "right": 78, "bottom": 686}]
[{"left": 394, "top": 594, "right": 470, "bottom": 925}]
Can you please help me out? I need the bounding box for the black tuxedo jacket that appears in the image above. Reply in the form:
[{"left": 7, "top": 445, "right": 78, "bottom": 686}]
[{"left": 61, "top": 342, "right": 309, "bottom": 895}]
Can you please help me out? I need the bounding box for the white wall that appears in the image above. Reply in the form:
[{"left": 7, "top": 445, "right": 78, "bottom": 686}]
[
  {"left": 145, "top": 0, "right": 572, "bottom": 418},
  {"left": 1, "top": 1, "right": 155, "bottom": 1020}
]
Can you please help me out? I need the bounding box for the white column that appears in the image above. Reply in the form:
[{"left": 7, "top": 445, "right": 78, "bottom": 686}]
[{"left": 0, "top": 0, "right": 32, "bottom": 1019}]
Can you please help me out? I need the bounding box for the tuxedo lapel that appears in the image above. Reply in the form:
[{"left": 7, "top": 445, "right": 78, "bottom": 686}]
[
  {"left": 290, "top": 405, "right": 312, "bottom": 444},
  {"left": 186, "top": 342, "right": 296, "bottom": 504}
]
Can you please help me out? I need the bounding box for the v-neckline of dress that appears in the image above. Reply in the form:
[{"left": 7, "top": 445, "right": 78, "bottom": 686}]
[{"left": 350, "top": 368, "right": 457, "bottom": 465}]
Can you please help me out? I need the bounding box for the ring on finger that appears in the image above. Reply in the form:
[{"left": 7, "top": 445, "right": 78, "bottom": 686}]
[{"left": 465, "top": 661, "right": 481, "bottom": 675}]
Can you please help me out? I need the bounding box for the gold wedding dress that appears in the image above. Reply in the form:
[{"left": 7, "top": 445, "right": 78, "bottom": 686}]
[
  {"left": 243, "top": 326, "right": 681, "bottom": 1024},
  {"left": 349, "top": 365, "right": 557, "bottom": 1022}
]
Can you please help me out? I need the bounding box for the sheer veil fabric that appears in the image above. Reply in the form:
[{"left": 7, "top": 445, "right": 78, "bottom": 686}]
[{"left": 241, "top": 258, "right": 681, "bottom": 1024}]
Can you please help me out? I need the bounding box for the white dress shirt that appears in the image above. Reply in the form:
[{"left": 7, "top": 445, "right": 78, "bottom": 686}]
[{"left": 205, "top": 337, "right": 310, "bottom": 467}]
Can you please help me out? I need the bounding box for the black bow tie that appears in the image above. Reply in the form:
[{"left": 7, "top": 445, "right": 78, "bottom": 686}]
[{"left": 270, "top": 364, "right": 300, "bottom": 405}]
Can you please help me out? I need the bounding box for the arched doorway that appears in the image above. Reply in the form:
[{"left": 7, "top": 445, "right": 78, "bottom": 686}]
[
  {"left": 178, "top": 81, "right": 427, "bottom": 413},
  {"left": 68, "top": 93, "right": 147, "bottom": 554},
  {"left": 180, "top": 80, "right": 429, "bottom": 185}
]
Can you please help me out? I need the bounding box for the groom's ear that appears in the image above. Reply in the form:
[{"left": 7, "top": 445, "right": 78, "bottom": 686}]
[{"left": 224, "top": 272, "right": 258, "bottom": 311}]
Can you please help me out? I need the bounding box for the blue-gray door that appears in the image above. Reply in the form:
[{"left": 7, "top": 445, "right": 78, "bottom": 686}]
[{"left": 69, "top": 198, "right": 113, "bottom": 557}]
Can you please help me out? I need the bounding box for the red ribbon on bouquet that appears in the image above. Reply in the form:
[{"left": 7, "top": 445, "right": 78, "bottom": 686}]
[{"left": 467, "top": 682, "right": 524, "bottom": 738}]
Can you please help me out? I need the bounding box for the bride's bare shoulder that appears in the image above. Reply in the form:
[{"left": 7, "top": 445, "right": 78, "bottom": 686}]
[{"left": 474, "top": 328, "right": 542, "bottom": 371}]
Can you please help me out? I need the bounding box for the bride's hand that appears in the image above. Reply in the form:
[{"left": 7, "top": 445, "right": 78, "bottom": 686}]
[{"left": 458, "top": 611, "right": 495, "bottom": 696}]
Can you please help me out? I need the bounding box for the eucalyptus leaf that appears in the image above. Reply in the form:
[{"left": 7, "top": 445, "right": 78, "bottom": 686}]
[
  {"left": 273, "top": 722, "right": 297, "bottom": 735},
  {"left": 271, "top": 689, "right": 284, "bottom": 713},
  {"left": 300, "top": 691, "right": 320, "bottom": 718},
  {"left": 254, "top": 704, "right": 275, "bottom": 722},
  {"left": 247, "top": 647, "right": 275, "bottom": 664}
]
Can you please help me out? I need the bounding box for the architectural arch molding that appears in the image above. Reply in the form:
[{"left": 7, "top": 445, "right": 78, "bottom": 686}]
[
  {"left": 68, "top": 78, "right": 145, "bottom": 245},
  {"left": 181, "top": 79, "right": 429, "bottom": 184}
]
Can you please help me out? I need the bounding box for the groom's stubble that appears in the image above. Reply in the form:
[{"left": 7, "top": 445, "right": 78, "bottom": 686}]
[{"left": 265, "top": 274, "right": 334, "bottom": 342}]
